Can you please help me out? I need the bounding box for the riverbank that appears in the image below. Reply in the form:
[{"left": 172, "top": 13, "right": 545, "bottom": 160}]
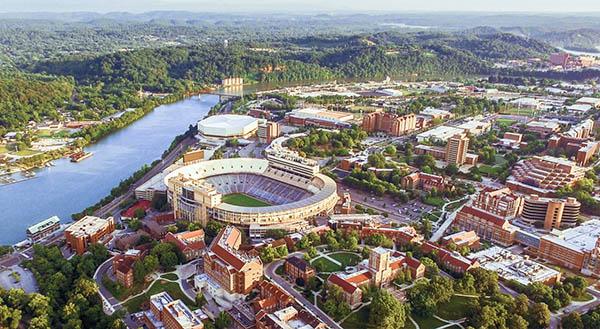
[
  {"left": 0, "top": 95, "right": 219, "bottom": 245},
  {"left": 2, "top": 89, "right": 212, "bottom": 176}
]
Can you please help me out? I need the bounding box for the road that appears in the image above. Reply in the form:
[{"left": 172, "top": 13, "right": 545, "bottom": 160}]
[
  {"left": 0, "top": 230, "right": 67, "bottom": 269},
  {"left": 95, "top": 135, "right": 196, "bottom": 218},
  {"left": 429, "top": 195, "right": 471, "bottom": 242},
  {"left": 93, "top": 257, "right": 122, "bottom": 313},
  {"left": 264, "top": 257, "right": 342, "bottom": 329}
]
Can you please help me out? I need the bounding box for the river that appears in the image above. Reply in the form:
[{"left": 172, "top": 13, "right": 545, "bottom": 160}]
[{"left": 0, "top": 95, "right": 219, "bottom": 245}]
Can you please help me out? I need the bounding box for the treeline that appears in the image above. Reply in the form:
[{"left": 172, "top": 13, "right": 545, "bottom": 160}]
[
  {"left": 29, "top": 30, "right": 562, "bottom": 96},
  {"left": 0, "top": 72, "right": 73, "bottom": 133},
  {"left": 21, "top": 244, "right": 125, "bottom": 329}
]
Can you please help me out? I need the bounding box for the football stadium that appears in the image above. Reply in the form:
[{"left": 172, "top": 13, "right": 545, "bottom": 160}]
[{"left": 164, "top": 157, "right": 339, "bottom": 237}]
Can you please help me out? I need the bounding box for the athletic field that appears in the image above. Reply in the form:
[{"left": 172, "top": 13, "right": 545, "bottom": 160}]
[{"left": 221, "top": 193, "right": 271, "bottom": 207}]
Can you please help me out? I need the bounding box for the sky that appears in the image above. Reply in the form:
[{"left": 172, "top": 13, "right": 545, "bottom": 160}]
[{"left": 2, "top": 0, "right": 600, "bottom": 13}]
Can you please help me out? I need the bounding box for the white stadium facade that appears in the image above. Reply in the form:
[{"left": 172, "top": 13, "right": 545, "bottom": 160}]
[
  {"left": 197, "top": 114, "right": 259, "bottom": 138},
  {"left": 164, "top": 158, "right": 339, "bottom": 238}
]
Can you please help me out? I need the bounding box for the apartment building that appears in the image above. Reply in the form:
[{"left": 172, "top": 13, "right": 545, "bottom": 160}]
[
  {"left": 257, "top": 121, "right": 280, "bottom": 144},
  {"left": 414, "top": 144, "right": 479, "bottom": 166},
  {"left": 469, "top": 246, "right": 561, "bottom": 285},
  {"left": 421, "top": 242, "right": 479, "bottom": 274},
  {"left": 445, "top": 133, "right": 470, "bottom": 165},
  {"left": 525, "top": 121, "right": 561, "bottom": 137},
  {"left": 507, "top": 156, "right": 586, "bottom": 197},
  {"left": 401, "top": 172, "right": 449, "bottom": 192},
  {"left": 362, "top": 112, "right": 416, "bottom": 136},
  {"left": 203, "top": 226, "right": 263, "bottom": 295},
  {"left": 521, "top": 195, "right": 581, "bottom": 230},
  {"left": 65, "top": 216, "right": 115, "bottom": 255},
  {"left": 472, "top": 187, "right": 522, "bottom": 218}
]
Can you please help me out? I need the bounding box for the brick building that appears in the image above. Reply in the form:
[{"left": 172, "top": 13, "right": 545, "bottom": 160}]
[
  {"left": 284, "top": 256, "right": 316, "bottom": 284},
  {"left": 203, "top": 226, "right": 263, "bottom": 295},
  {"left": 327, "top": 247, "right": 424, "bottom": 308},
  {"left": 143, "top": 292, "right": 204, "bottom": 329},
  {"left": 164, "top": 229, "right": 206, "bottom": 261},
  {"left": 362, "top": 112, "right": 416, "bottom": 136},
  {"left": 401, "top": 172, "right": 449, "bottom": 192},
  {"left": 65, "top": 216, "right": 115, "bottom": 255}
]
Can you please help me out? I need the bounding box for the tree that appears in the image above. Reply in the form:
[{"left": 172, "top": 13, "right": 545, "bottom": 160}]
[
  {"left": 384, "top": 145, "right": 397, "bottom": 156},
  {"left": 143, "top": 255, "right": 159, "bottom": 273},
  {"left": 128, "top": 219, "right": 142, "bottom": 231},
  {"left": 420, "top": 257, "right": 439, "bottom": 277},
  {"left": 445, "top": 163, "right": 458, "bottom": 176},
  {"left": 195, "top": 293, "right": 207, "bottom": 307},
  {"left": 529, "top": 302, "right": 551, "bottom": 329},
  {"left": 160, "top": 252, "right": 179, "bottom": 269},
  {"left": 215, "top": 311, "right": 231, "bottom": 329},
  {"left": 507, "top": 314, "right": 528, "bottom": 329},
  {"left": 368, "top": 290, "right": 406, "bottom": 329},
  {"left": 513, "top": 294, "right": 529, "bottom": 317},
  {"left": 562, "top": 312, "right": 584, "bottom": 329},
  {"left": 133, "top": 208, "right": 146, "bottom": 219},
  {"left": 133, "top": 261, "right": 146, "bottom": 284},
  {"left": 470, "top": 268, "right": 499, "bottom": 295}
]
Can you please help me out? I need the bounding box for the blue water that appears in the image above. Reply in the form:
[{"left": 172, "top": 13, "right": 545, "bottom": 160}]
[{"left": 0, "top": 95, "right": 218, "bottom": 244}]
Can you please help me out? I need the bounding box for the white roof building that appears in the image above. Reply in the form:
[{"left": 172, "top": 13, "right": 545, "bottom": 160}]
[
  {"left": 566, "top": 104, "right": 593, "bottom": 114},
  {"left": 198, "top": 114, "right": 259, "bottom": 138},
  {"left": 416, "top": 126, "right": 464, "bottom": 142},
  {"left": 468, "top": 246, "right": 560, "bottom": 285},
  {"left": 576, "top": 97, "right": 600, "bottom": 107}
]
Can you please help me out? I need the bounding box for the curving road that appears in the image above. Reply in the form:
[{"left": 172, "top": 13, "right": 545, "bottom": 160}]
[{"left": 264, "top": 256, "right": 342, "bottom": 329}]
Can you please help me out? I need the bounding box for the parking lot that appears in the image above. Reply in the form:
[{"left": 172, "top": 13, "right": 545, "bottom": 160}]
[{"left": 340, "top": 184, "right": 437, "bottom": 225}]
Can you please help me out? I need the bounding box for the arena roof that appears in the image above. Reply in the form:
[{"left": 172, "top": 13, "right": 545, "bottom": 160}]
[{"left": 197, "top": 114, "right": 258, "bottom": 138}]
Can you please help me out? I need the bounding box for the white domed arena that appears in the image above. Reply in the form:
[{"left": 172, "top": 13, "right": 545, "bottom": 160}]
[{"left": 197, "top": 114, "right": 259, "bottom": 138}]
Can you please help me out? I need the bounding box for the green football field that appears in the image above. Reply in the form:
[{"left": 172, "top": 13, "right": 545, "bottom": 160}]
[{"left": 221, "top": 193, "right": 271, "bottom": 207}]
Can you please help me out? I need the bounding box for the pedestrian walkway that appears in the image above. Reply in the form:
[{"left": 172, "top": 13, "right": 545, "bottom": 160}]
[{"left": 315, "top": 251, "right": 342, "bottom": 266}]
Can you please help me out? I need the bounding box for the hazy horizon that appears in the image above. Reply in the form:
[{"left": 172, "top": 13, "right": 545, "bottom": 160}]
[{"left": 2, "top": 0, "right": 600, "bottom": 14}]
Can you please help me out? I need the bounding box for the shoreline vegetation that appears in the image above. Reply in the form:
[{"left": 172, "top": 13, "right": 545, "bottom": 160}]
[{"left": 7, "top": 88, "right": 211, "bottom": 174}]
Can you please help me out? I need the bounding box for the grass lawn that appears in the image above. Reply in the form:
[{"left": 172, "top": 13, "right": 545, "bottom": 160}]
[
  {"left": 494, "top": 155, "right": 508, "bottom": 166},
  {"left": 423, "top": 196, "right": 445, "bottom": 207},
  {"left": 14, "top": 148, "right": 41, "bottom": 156},
  {"left": 222, "top": 193, "right": 271, "bottom": 207},
  {"left": 342, "top": 305, "right": 370, "bottom": 329},
  {"left": 500, "top": 107, "right": 538, "bottom": 117},
  {"left": 311, "top": 257, "right": 343, "bottom": 273},
  {"left": 496, "top": 118, "right": 517, "bottom": 126},
  {"left": 423, "top": 212, "right": 442, "bottom": 222},
  {"left": 573, "top": 292, "right": 594, "bottom": 302},
  {"left": 411, "top": 312, "right": 446, "bottom": 329},
  {"left": 102, "top": 275, "right": 146, "bottom": 301},
  {"left": 123, "top": 279, "right": 196, "bottom": 313},
  {"left": 329, "top": 252, "right": 362, "bottom": 267},
  {"left": 275, "top": 264, "right": 284, "bottom": 276},
  {"left": 479, "top": 164, "right": 501, "bottom": 176},
  {"left": 160, "top": 273, "right": 178, "bottom": 281},
  {"left": 0, "top": 145, "right": 7, "bottom": 154},
  {"left": 436, "top": 295, "right": 478, "bottom": 320}
]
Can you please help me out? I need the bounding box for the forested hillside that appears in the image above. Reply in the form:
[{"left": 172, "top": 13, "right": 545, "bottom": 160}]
[
  {"left": 0, "top": 73, "right": 74, "bottom": 130},
  {"left": 30, "top": 31, "right": 555, "bottom": 91}
]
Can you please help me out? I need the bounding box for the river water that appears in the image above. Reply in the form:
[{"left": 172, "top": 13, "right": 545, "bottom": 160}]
[{"left": 0, "top": 95, "right": 218, "bottom": 245}]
